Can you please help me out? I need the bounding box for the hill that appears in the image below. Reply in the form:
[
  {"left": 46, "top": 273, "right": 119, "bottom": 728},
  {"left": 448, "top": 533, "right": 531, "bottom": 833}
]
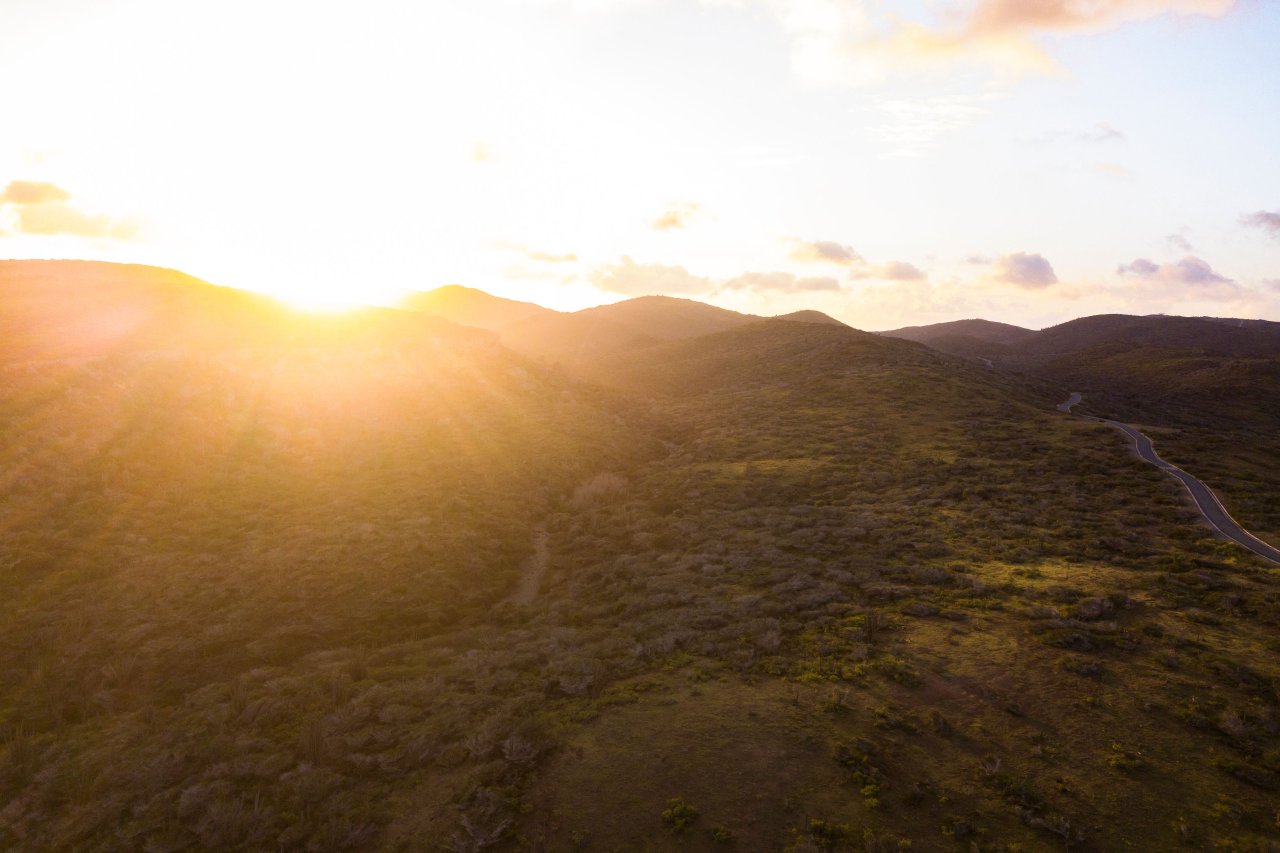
[
  {"left": 399, "top": 290, "right": 760, "bottom": 368},
  {"left": 880, "top": 318, "right": 1035, "bottom": 346},
  {"left": 1015, "top": 314, "right": 1280, "bottom": 364},
  {"left": 530, "top": 313, "right": 1280, "bottom": 850},
  {"left": 496, "top": 311, "right": 660, "bottom": 366},
  {"left": 0, "top": 260, "right": 285, "bottom": 361},
  {"left": 0, "top": 260, "right": 661, "bottom": 850},
  {"left": 573, "top": 295, "right": 758, "bottom": 342},
  {"left": 587, "top": 319, "right": 937, "bottom": 396},
  {"left": 1012, "top": 317, "right": 1280, "bottom": 547},
  {"left": 774, "top": 309, "right": 848, "bottom": 327},
  {"left": 0, "top": 260, "right": 486, "bottom": 363},
  {"left": 3, "top": 270, "right": 1280, "bottom": 851},
  {"left": 399, "top": 284, "right": 556, "bottom": 332}
]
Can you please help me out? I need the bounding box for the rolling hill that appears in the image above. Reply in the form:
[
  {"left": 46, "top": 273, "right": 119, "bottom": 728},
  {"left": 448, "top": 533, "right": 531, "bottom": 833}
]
[
  {"left": 0, "top": 260, "right": 488, "bottom": 363},
  {"left": 774, "top": 309, "right": 848, "bottom": 327},
  {"left": 3, "top": 268, "right": 1279, "bottom": 851},
  {"left": 879, "top": 318, "right": 1035, "bottom": 346},
  {"left": 1014, "top": 314, "right": 1280, "bottom": 364},
  {"left": 559, "top": 295, "right": 759, "bottom": 342},
  {"left": 400, "top": 290, "right": 764, "bottom": 368},
  {"left": 586, "top": 318, "right": 938, "bottom": 396},
  {"left": 399, "top": 284, "right": 556, "bottom": 332}
]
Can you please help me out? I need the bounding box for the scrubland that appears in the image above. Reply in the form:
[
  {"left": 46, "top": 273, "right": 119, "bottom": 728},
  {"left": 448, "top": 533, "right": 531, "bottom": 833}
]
[{"left": 1, "top": 274, "right": 1278, "bottom": 851}]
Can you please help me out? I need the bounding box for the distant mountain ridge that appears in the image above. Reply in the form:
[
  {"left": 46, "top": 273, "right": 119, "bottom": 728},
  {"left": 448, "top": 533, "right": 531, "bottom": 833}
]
[
  {"left": 399, "top": 287, "right": 845, "bottom": 366},
  {"left": 880, "top": 313, "right": 1280, "bottom": 365},
  {"left": 0, "top": 260, "right": 485, "bottom": 364},
  {"left": 1018, "top": 313, "right": 1280, "bottom": 362}
]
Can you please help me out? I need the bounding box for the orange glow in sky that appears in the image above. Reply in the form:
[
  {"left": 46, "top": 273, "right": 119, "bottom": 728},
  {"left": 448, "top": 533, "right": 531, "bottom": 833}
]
[{"left": 1, "top": 0, "right": 1277, "bottom": 327}]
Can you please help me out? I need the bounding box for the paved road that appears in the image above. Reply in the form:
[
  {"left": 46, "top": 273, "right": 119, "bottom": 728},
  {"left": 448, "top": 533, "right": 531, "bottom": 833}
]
[{"left": 1060, "top": 394, "right": 1280, "bottom": 564}]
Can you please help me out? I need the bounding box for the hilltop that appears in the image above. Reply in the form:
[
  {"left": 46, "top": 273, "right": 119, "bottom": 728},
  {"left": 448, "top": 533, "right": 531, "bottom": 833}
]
[
  {"left": 880, "top": 318, "right": 1034, "bottom": 346},
  {"left": 775, "top": 309, "right": 848, "bottom": 327},
  {"left": 0, "top": 260, "right": 488, "bottom": 363},
  {"left": 1017, "top": 314, "right": 1280, "bottom": 364},
  {"left": 399, "top": 284, "right": 555, "bottom": 332}
]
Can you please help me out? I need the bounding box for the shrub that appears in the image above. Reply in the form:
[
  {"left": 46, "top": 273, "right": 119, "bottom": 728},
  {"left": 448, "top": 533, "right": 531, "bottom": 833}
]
[{"left": 662, "top": 798, "right": 700, "bottom": 833}]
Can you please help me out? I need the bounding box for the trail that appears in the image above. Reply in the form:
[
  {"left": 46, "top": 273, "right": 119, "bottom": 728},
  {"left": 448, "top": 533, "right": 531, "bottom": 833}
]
[
  {"left": 508, "top": 523, "right": 549, "bottom": 605},
  {"left": 1059, "top": 393, "right": 1280, "bottom": 564}
]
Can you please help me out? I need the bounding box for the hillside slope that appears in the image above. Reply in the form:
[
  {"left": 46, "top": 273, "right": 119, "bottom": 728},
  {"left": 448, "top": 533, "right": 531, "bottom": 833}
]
[
  {"left": 526, "top": 316, "right": 1280, "bottom": 850},
  {"left": 3, "top": 273, "right": 1279, "bottom": 851}
]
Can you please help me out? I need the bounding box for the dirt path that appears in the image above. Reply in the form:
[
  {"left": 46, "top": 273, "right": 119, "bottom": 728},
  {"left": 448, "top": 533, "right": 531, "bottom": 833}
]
[{"left": 508, "top": 523, "right": 549, "bottom": 605}]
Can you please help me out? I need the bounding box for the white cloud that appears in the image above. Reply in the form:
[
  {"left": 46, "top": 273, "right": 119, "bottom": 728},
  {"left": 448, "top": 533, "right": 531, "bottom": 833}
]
[
  {"left": 788, "top": 238, "right": 863, "bottom": 265},
  {"left": 991, "top": 252, "right": 1058, "bottom": 288},
  {"left": 722, "top": 271, "right": 841, "bottom": 292},
  {"left": 590, "top": 255, "right": 711, "bottom": 295},
  {"left": 1117, "top": 255, "right": 1234, "bottom": 287}
]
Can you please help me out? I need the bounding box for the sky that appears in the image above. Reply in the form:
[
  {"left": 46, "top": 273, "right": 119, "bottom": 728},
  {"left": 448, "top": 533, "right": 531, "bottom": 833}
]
[{"left": 1, "top": 0, "right": 1278, "bottom": 329}]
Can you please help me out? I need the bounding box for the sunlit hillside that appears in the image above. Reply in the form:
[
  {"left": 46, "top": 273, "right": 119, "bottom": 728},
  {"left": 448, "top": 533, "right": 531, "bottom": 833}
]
[
  {"left": 3, "top": 263, "right": 1279, "bottom": 851},
  {"left": 898, "top": 312, "right": 1280, "bottom": 549}
]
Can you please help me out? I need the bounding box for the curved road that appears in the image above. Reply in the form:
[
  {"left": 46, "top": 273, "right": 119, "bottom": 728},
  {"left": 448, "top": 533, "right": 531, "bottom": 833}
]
[{"left": 1060, "top": 393, "right": 1280, "bottom": 565}]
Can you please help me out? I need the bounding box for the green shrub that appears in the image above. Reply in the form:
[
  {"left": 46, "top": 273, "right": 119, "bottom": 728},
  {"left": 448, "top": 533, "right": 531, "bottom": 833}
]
[{"left": 662, "top": 797, "right": 700, "bottom": 833}]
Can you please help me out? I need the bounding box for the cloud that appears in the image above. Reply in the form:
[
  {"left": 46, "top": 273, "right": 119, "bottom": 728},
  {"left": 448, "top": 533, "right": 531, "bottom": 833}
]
[
  {"left": 1117, "top": 258, "right": 1160, "bottom": 277},
  {"left": 525, "top": 249, "right": 577, "bottom": 263},
  {"left": 722, "top": 271, "right": 841, "bottom": 292},
  {"left": 963, "top": 0, "right": 1235, "bottom": 37},
  {"left": 991, "top": 252, "right": 1058, "bottom": 289},
  {"left": 652, "top": 202, "right": 700, "bottom": 231},
  {"left": 496, "top": 241, "right": 578, "bottom": 263},
  {"left": 790, "top": 240, "right": 927, "bottom": 281},
  {"left": 965, "top": 254, "right": 992, "bottom": 265},
  {"left": 789, "top": 239, "right": 863, "bottom": 265},
  {"left": 590, "top": 258, "right": 845, "bottom": 297},
  {"left": 0, "top": 180, "right": 136, "bottom": 240},
  {"left": 1165, "top": 232, "right": 1194, "bottom": 252},
  {"left": 1117, "top": 255, "right": 1234, "bottom": 287},
  {"left": 590, "top": 256, "right": 710, "bottom": 296},
  {"left": 756, "top": 0, "right": 1235, "bottom": 85},
  {"left": 1, "top": 180, "right": 72, "bottom": 205},
  {"left": 10, "top": 204, "right": 137, "bottom": 239},
  {"left": 1242, "top": 210, "right": 1280, "bottom": 239},
  {"left": 1160, "top": 256, "right": 1232, "bottom": 286},
  {"left": 855, "top": 258, "right": 926, "bottom": 281}
]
